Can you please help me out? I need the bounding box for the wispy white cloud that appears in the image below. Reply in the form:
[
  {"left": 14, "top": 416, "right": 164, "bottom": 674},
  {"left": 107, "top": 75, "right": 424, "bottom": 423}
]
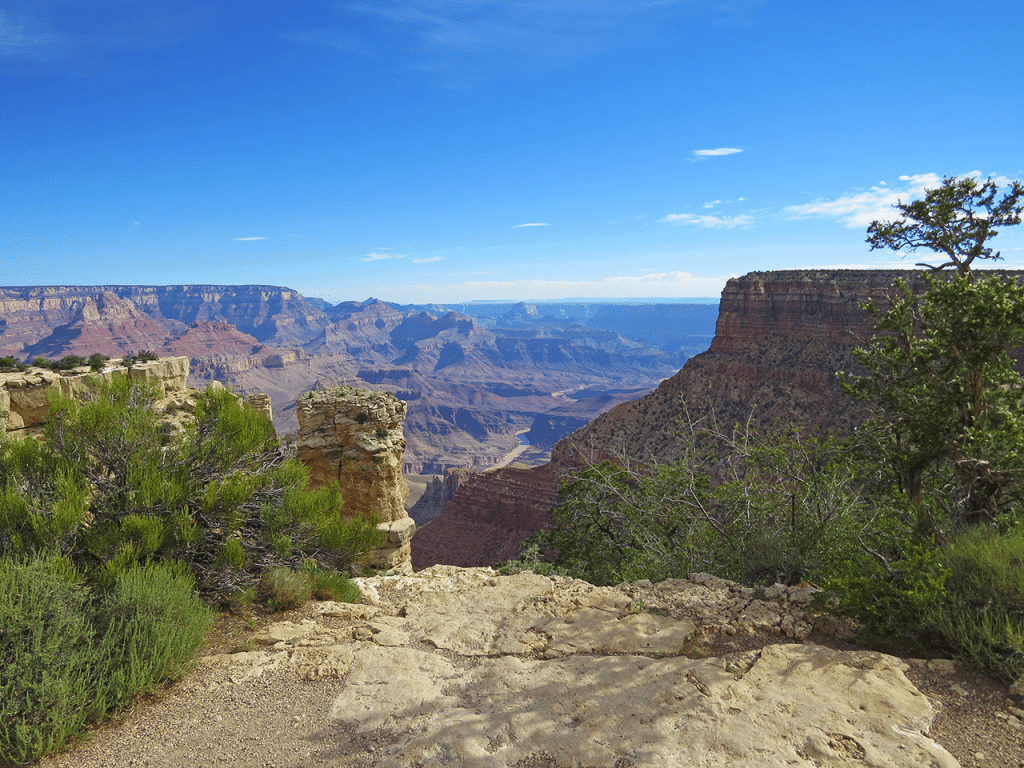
[
  {"left": 412, "top": 256, "right": 444, "bottom": 263},
  {"left": 693, "top": 147, "right": 742, "bottom": 157},
  {"left": 363, "top": 251, "right": 406, "bottom": 261},
  {"left": 783, "top": 173, "right": 943, "bottom": 228},
  {"left": 0, "top": 10, "right": 61, "bottom": 60},
  {"left": 233, "top": 236, "right": 267, "bottom": 241},
  {"left": 660, "top": 213, "right": 753, "bottom": 229},
  {"left": 0, "top": 6, "right": 211, "bottom": 65},
  {"left": 513, "top": 222, "right": 550, "bottom": 228},
  {"left": 290, "top": 1, "right": 717, "bottom": 79},
  {"left": 702, "top": 200, "right": 722, "bottom": 209}
]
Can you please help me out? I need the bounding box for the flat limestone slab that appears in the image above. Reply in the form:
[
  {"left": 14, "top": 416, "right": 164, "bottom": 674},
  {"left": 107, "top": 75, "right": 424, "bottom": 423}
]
[{"left": 330, "top": 643, "right": 956, "bottom": 768}]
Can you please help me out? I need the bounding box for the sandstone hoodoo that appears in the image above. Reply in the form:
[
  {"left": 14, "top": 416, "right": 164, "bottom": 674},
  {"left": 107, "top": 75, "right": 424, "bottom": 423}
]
[{"left": 296, "top": 387, "right": 415, "bottom": 569}]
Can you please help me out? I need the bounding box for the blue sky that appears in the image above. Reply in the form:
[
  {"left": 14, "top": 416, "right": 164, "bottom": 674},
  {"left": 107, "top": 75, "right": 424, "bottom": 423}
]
[{"left": 2, "top": 1, "right": 1022, "bottom": 304}]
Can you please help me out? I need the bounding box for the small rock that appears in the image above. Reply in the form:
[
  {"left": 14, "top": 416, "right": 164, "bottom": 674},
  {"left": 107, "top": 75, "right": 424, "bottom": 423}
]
[{"left": 927, "top": 659, "right": 957, "bottom": 674}]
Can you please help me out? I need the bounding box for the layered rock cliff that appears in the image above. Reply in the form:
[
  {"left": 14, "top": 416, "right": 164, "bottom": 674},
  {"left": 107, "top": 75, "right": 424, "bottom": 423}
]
[
  {"left": 413, "top": 269, "right": 932, "bottom": 569},
  {"left": 1, "top": 356, "right": 191, "bottom": 432},
  {"left": 552, "top": 269, "right": 928, "bottom": 468},
  {"left": 1, "top": 286, "right": 692, "bottom": 473},
  {"left": 0, "top": 284, "right": 329, "bottom": 354},
  {"left": 411, "top": 464, "right": 560, "bottom": 569}
]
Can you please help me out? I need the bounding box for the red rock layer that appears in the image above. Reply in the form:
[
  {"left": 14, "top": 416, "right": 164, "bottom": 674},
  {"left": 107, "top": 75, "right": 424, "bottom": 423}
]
[
  {"left": 20, "top": 292, "right": 173, "bottom": 360},
  {"left": 412, "top": 464, "right": 561, "bottom": 569}
]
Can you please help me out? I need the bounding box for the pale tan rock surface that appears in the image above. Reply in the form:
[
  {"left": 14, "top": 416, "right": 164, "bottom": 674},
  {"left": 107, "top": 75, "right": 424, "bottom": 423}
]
[
  {"left": 1, "top": 357, "right": 192, "bottom": 431},
  {"left": 296, "top": 387, "right": 410, "bottom": 524},
  {"left": 41, "top": 567, "right": 960, "bottom": 768}
]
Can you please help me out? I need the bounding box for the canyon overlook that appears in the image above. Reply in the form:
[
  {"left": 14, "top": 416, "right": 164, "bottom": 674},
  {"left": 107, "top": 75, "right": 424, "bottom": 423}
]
[
  {"left": 0, "top": 285, "right": 709, "bottom": 475},
  {"left": 14, "top": 271, "right": 1024, "bottom": 767}
]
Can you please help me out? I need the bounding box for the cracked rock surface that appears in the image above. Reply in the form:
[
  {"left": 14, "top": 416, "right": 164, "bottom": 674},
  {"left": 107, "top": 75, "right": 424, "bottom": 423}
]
[{"left": 40, "top": 566, "right": 959, "bottom": 768}]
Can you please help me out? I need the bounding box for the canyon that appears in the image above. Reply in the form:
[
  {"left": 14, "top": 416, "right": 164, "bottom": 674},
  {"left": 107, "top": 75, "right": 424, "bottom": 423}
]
[
  {"left": 0, "top": 286, "right": 711, "bottom": 475},
  {"left": 413, "top": 269, "right": 933, "bottom": 569}
]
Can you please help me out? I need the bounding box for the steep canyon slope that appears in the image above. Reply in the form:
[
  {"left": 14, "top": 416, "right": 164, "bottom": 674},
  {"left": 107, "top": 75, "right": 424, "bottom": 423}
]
[{"left": 412, "top": 269, "right": 933, "bottom": 569}]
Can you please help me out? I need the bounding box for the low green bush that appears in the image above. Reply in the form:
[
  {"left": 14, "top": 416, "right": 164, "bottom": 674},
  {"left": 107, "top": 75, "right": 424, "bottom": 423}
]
[
  {"left": 92, "top": 562, "right": 212, "bottom": 712},
  {"left": 259, "top": 566, "right": 313, "bottom": 611},
  {"left": 0, "top": 557, "right": 212, "bottom": 766},
  {"left": 302, "top": 562, "right": 361, "bottom": 602},
  {"left": 925, "top": 525, "right": 1024, "bottom": 680},
  {"left": 0, "top": 556, "right": 97, "bottom": 766}
]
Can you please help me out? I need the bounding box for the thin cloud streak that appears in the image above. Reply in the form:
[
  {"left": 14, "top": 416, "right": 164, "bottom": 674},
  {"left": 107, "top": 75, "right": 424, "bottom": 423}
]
[
  {"left": 660, "top": 213, "right": 753, "bottom": 229},
  {"left": 693, "top": 147, "right": 742, "bottom": 157},
  {"left": 233, "top": 236, "right": 267, "bottom": 241},
  {"left": 513, "top": 222, "right": 550, "bottom": 228},
  {"left": 362, "top": 252, "right": 406, "bottom": 261}
]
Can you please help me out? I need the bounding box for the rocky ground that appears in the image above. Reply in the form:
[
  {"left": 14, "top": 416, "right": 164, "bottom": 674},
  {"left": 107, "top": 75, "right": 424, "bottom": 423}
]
[{"left": 36, "top": 567, "right": 1024, "bottom": 768}]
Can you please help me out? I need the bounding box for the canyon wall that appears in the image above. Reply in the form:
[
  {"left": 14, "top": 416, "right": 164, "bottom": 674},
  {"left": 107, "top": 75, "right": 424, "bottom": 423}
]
[
  {"left": 413, "top": 269, "right": 929, "bottom": 568},
  {"left": 411, "top": 464, "right": 560, "bottom": 569},
  {"left": 0, "top": 284, "right": 331, "bottom": 354},
  {"left": 0, "top": 286, "right": 688, "bottom": 474}
]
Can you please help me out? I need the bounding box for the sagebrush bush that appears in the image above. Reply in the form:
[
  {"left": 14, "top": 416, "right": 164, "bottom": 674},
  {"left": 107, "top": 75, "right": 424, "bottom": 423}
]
[
  {"left": 0, "top": 557, "right": 212, "bottom": 766},
  {"left": 259, "top": 566, "right": 313, "bottom": 611},
  {"left": 924, "top": 526, "right": 1024, "bottom": 680},
  {"left": 93, "top": 562, "right": 212, "bottom": 711},
  {"left": 301, "top": 562, "right": 361, "bottom": 602},
  {"left": 0, "top": 556, "right": 97, "bottom": 766}
]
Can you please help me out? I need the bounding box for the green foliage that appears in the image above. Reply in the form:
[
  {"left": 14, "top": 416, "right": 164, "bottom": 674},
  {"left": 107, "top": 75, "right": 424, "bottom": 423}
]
[
  {"left": 258, "top": 566, "right": 313, "bottom": 611},
  {"left": 91, "top": 562, "right": 212, "bottom": 711},
  {"left": 0, "top": 371, "right": 381, "bottom": 764},
  {"left": 498, "top": 541, "right": 570, "bottom": 578},
  {"left": 0, "top": 556, "right": 97, "bottom": 765},
  {"left": 826, "top": 174, "right": 1024, "bottom": 669},
  {"left": 0, "top": 375, "right": 383, "bottom": 596},
  {"left": 0, "top": 356, "right": 27, "bottom": 372},
  {"left": 528, "top": 426, "right": 865, "bottom": 587},
  {"left": 29, "top": 355, "right": 92, "bottom": 371},
  {"left": 841, "top": 272, "right": 1024, "bottom": 532},
  {"left": 299, "top": 559, "right": 362, "bottom": 601},
  {"left": 0, "top": 557, "right": 210, "bottom": 766},
  {"left": 925, "top": 526, "right": 1024, "bottom": 681},
  {"left": 866, "top": 175, "right": 1024, "bottom": 275},
  {"left": 87, "top": 352, "right": 109, "bottom": 371}
]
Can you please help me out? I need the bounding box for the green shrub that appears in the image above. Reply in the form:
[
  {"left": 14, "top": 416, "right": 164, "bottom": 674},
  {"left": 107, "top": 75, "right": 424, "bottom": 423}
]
[
  {"left": 0, "top": 356, "right": 27, "bottom": 372},
  {"left": 258, "top": 566, "right": 313, "bottom": 611},
  {"left": 0, "top": 556, "right": 96, "bottom": 766},
  {"left": 0, "top": 557, "right": 212, "bottom": 765},
  {"left": 531, "top": 427, "right": 864, "bottom": 588},
  {"left": 0, "top": 376, "right": 383, "bottom": 595},
  {"left": 924, "top": 526, "right": 1024, "bottom": 680},
  {"left": 301, "top": 562, "right": 361, "bottom": 602},
  {"left": 93, "top": 562, "right": 212, "bottom": 711}
]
